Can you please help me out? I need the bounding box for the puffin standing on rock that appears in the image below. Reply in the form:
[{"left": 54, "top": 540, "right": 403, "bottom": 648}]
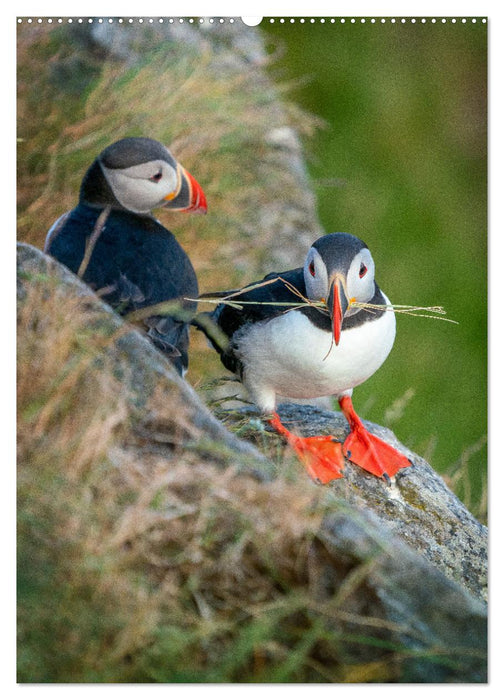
[
  {"left": 209, "top": 232, "right": 412, "bottom": 484},
  {"left": 45, "top": 136, "right": 207, "bottom": 375}
]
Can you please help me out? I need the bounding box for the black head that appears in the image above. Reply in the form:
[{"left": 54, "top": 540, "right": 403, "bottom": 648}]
[
  {"left": 304, "top": 232, "right": 377, "bottom": 345},
  {"left": 79, "top": 137, "right": 207, "bottom": 214},
  {"left": 99, "top": 137, "right": 177, "bottom": 171},
  {"left": 312, "top": 232, "right": 368, "bottom": 269}
]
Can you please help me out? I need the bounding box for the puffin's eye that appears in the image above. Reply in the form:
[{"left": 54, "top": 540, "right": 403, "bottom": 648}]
[
  {"left": 308, "top": 260, "right": 316, "bottom": 277},
  {"left": 359, "top": 263, "right": 368, "bottom": 278},
  {"left": 149, "top": 171, "right": 163, "bottom": 183}
]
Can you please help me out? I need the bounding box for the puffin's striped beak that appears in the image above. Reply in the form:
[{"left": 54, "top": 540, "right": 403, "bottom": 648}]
[
  {"left": 163, "top": 165, "right": 207, "bottom": 214},
  {"left": 181, "top": 167, "right": 207, "bottom": 214},
  {"left": 327, "top": 276, "right": 348, "bottom": 346}
]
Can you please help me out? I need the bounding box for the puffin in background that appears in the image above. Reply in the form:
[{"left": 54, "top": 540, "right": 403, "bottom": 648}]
[
  {"left": 209, "top": 232, "right": 412, "bottom": 483},
  {"left": 45, "top": 136, "right": 207, "bottom": 375}
]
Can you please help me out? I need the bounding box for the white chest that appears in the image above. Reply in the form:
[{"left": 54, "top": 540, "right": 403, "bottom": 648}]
[{"left": 235, "top": 303, "right": 396, "bottom": 410}]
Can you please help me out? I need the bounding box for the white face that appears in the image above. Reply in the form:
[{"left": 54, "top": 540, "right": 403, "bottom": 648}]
[
  {"left": 303, "top": 245, "right": 376, "bottom": 310},
  {"left": 100, "top": 159, "right": 180, "bottom": 213},
  {"left": 345, "top": 248, "right": 376, "bottom": 307}
]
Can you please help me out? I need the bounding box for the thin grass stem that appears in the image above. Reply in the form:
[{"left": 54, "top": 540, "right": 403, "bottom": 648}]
[{"left": 188, "top": 279, "right": 458, "bottom": 325}]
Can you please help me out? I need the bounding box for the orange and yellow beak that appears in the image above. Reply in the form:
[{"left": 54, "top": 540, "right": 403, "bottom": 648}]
[
  {"left": 327, "top": 276, "right": 348, "bottom": 345},
  {"left": 163, "top": 164, "right": 207, "bottom": 214}
]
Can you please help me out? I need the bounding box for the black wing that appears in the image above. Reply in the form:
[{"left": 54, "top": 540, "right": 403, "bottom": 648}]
[
  {"left": 194, "top": 268, "right": 317, "bottom": 375},
  {"left": 46, "top": 204, "right": 198, "bottom": 375},
  {"left": 213, "top": 267, "right": 308, "bottom": 340}
]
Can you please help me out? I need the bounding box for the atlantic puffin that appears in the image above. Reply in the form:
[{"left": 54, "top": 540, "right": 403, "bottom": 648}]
[
  {"left": 44, "top": 136, "right": 207, "bottom": 375},
  {"left": 209, "top": 232, "right": 412, "bottom": 483}
]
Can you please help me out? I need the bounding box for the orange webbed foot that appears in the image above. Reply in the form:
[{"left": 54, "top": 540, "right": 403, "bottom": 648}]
[
  {"left": 288, "top": 434, "right": 345, "bottom": 484},
  {"left": 269, "top": 413, "right": 344, "bottom": 484},
  {"left": 339, "top": 395, "right": 412, "bottom": 482},
  {"left": 343, "top": 428, "right": 412, "bottom": 481}
]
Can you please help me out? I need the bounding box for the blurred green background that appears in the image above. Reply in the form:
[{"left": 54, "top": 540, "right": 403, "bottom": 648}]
[{"left": 261, "top": 19, "right": 487, "bottom": 508}]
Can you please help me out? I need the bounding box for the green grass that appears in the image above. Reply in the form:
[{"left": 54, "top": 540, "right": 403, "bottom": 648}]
[{"left": 261, "top": 19, "right": 487, "bottom": 514}]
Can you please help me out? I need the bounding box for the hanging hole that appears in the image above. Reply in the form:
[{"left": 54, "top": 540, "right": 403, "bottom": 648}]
[{"left": 241, "top": 16, "right": 263, "bottom": 26}]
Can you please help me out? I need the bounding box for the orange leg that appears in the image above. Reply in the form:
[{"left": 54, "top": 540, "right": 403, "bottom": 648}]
[
  {"left": 338, "top": 395, "right": 411, "bottom": 482},
  {"left": 269, "top": 413, "right": 344, "bottom": 484}
]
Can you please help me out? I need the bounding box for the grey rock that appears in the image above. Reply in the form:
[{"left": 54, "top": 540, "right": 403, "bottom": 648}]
[
  {"left": 229, "top": 401, "right": 488, "bottom": 603},
  {"left": 319, "top": 507, "right": 487, "bottom": 682}
]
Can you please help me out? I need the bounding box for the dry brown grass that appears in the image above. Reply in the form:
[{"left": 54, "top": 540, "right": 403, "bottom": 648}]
[
  {"left": 17, "top": 278, "right": 126, "bottom": 476},
  {"left": 17, "top": 265, "right": 414, "bottom": 682}
]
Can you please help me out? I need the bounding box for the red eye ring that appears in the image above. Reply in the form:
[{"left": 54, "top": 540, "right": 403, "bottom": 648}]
[
  {"left": 308, "top": 260, "right": 316, "bottom": 277},
  {"left": 149, "top": 171, "right": 163, "bottom": 183},
  {"left": 359, "top": 263, "right": 367, "bottom": 278}
]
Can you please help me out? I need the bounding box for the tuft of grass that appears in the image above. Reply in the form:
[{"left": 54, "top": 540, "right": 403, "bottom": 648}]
[
  {"left": 17, "top": 274, "right": 129, "bottom": 481},
  {"left": 443, "top": 436, "right": 488, "bottom": 524}
]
